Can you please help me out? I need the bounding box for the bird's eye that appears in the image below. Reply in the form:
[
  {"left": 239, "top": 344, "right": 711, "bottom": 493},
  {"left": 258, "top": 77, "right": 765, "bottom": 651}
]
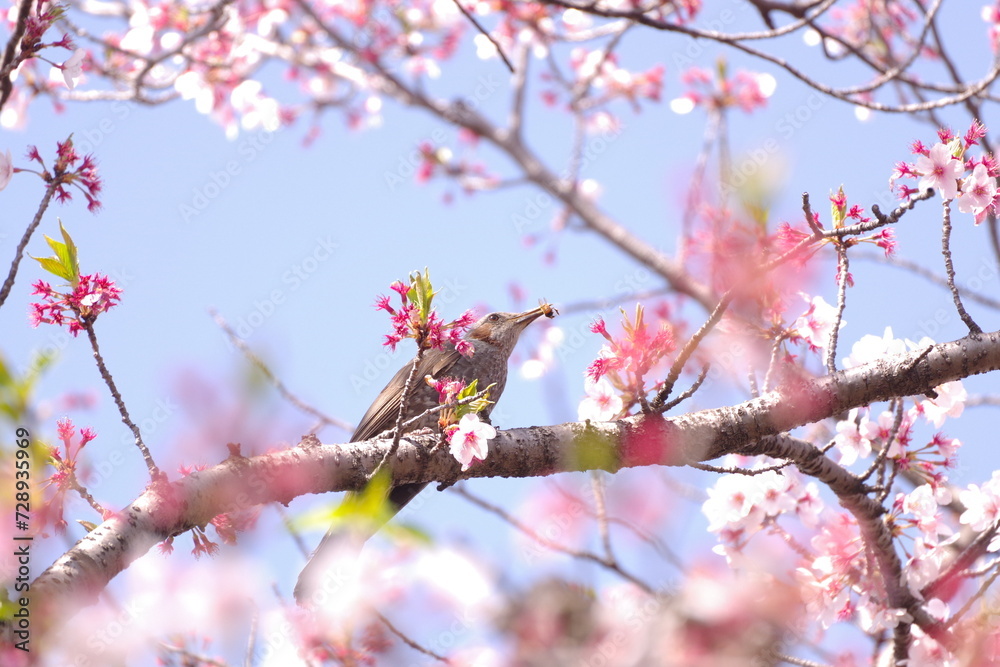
[{"left": 488, "top": 313, "right": 500, "bottom": 322}]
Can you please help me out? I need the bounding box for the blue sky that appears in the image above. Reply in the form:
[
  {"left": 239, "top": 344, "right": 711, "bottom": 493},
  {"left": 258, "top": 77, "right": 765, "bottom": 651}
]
[{"left": 3, "top": 1, "right": 998, "bottom": 645}]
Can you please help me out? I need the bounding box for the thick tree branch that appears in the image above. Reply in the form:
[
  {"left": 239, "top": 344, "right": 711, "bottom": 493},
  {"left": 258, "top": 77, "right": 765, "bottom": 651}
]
[{"left": 21, "top": 329, "right": 1000, "bottom": 637}]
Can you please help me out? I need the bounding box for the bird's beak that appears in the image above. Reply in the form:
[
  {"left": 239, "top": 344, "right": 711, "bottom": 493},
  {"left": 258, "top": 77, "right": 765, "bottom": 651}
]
[{"left": 513, "top": 302, "right": 558, "bottom": 329}]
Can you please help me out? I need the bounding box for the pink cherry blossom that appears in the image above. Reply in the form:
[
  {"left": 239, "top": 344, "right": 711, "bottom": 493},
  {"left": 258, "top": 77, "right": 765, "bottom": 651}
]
[
  {"left": 908, "top": 626, "right": 957, "bottom": 666},
  {"left": 0, "top": 148, "right": 12, "bottom": 191},
  {"left": 703, "top": 471, "right": 798, "bottom": 539},
  {"left": 792, "top": 293, "right": 843, "bottom": 350},
  {"left": 30, "top": 274, "right": 123, "bottom": 336},
  {"left": 957, "top": 163, "right": 998, "bottom": 221},
  {"left": 843, "top": 326, "right": 907, "bottom": 367},
  {"left": 755, "top": 470, "right": 796, "bottom": 515},
  {"left": 914, "top": 142, "right": 963, "bottom": 199},
  {"left": 856, "top": 599, "right": 910, "bottom": 633},
  {"left": 920, "top": 381, "right": 966, "bottom": 428},
  {"left": 832, "top": 408, "right": 876, "bottom": 466},
  {"left": 703, "top": 474, "right": 761, "bottom": 533},
  {"left": 959, "top": 471, "right": 1000, "bottom": 533},
  {"left": 577, "top": 377, "right": 623, "bottom": 421},
  {"left": 904, "top": 537, "right": 954, "bottom": 592},
  {"left": 902, "top": 484, "right": 945, "bottom": 537},
  {"left": 448, "top": 413, "right": 496, "bottom": 471},
  {"left": 61, "top": 49, "right": 86, "bottom": 89}
]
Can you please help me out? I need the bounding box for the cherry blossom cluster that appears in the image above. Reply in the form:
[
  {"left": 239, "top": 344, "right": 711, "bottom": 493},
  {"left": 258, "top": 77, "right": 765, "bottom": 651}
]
[
  {"left": 703, "top": 467, "right": 824, "bottom": 563},
  {"left": 837, "top": 326, "right": 965, "bottom": 468},
  {"left": 42, "top": 417, "right": 97, "bottom": 533},
  {"left": 790, "top": 293, "right": 842, "bottom": 352},
  {"left": 822, "top": 0, "right": 925, "bottom": 65},
  {"left": 1, "top": 0, "right": 86, "bottom": 87},
  {"left": 374, "top": 270, "right": 476, "bottom": 354},
  {"left": 30, "top": 273, "right": 122, "bottom": 336},
  {"left": 986, "top": 3, "right": 1000, "bottom": 52},
  {"left": 675, "top": 64, "right": 774, "bottom": 114},
  {"left": 20, "top": 137, "right": 103, "bottom": 211},
  {"left": 776, "top": 188, "right": 896, "bottom": 262},
  {"left": 0, "top": 0, "right": 687, "bottom": 144},
  {"left": 699, "top": 326, "right": 972, "bottom": 653},
  {"left": 583, "top": 305, "right": 675, "bottom": 415},
  {"left": 167, "top": 0, "right": 467, "bottom": 136},
  {"left": 959, "top": 470, "right": 1000, "bottom": 552},
  {"left": 893, "top": 121, "right": 998, "bottom": 223},
  {"left": 425, "top": 376, "right": 497, "bottom": 470},
  {"left": 412, "top": 140, "right": 499, "bottom": 194},
  {"left": 562, "top": 47, "right": 665, "bottom": 112}
]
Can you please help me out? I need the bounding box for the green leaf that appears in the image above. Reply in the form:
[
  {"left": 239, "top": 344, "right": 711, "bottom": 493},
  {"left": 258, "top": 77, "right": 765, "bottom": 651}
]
[
  {"left": 34, "top": 221, "right": 80, "bottom": 284},
  {"left": 33, "top": 256, "right": 75, "bottom": 282},
  {"left": 0, "top": 588, "right": 15, "bottom": 622},
  {"left": 0, "top": 349, "right": 54, "bottom": 423},
  {"left": 42, "top": 234, "right": 69, "bottom": 270},
  {"left": 455, "top": 378, "right": 480, "bottom": 401},
  {"left": 408, "top": 267, "right": 436, "bottom": 322},
  {"left": 567, "top": 428, "right": 618, "bottom": 472},
  {"left": 292, "top": 468, "right": 398, "bottom": 534},
  {"left": 455, "top": 380, "right": 494, "bottom": 418},
  {"left": 58, "top": 220, "right": 79, "bottom": 283}
]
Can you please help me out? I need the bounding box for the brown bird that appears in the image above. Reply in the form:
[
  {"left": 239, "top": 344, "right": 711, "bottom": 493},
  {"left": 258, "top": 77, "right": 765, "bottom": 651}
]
[{"left": 294, "top": 304, "right": 556, "bottom": 604}]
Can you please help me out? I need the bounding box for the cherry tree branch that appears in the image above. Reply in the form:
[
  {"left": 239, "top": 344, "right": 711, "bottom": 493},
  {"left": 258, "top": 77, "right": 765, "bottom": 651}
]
[{"left": 19, "top": 328, "right": 1000, "bottom": 638}]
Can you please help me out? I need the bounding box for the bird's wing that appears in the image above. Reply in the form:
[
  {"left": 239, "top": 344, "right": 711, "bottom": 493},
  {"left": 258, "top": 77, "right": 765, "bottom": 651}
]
[{"left": 350, "top": 347, "right": 463, "bottom": 442}]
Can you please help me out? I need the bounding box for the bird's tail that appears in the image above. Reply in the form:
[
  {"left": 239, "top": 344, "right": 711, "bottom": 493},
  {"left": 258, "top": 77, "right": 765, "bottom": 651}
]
[{"left": 293, "top": 481, "right": 428, "bottom": 605}]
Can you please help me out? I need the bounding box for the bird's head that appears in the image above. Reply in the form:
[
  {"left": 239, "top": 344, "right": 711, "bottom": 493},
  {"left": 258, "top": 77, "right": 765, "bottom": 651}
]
[{"left": 466, "top": 303, "right": 557, "bottom": 356}]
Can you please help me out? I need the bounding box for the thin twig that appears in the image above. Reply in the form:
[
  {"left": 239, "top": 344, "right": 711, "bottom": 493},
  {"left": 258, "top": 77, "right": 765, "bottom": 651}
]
[
  {"left": 940, "top": 199, "right": 983, "bottom": 334},
  {"left": 244, "top": 605, "right": 258, "bottom": 667},
  {"left": 376, "top": 611, "right": 449, "bottom": 663},
  {"left": 590, "top": 471, "right": 615, "bottom": 561},
  {"left": 691, "top": 459, "right": 793, "bottom": 476},
  {"left": 82, "top": 318, "right": 160, "bottom": 478},
  {"left": 369, "top": 349, "right": 425, "bottom": 482},
  {"left": 762, "top": 334, "right": 786, "bottom": 393},
  {"left": 944, "top": 559, "right": 1000, "bottom": 630},
  {"left": 854, "top": 249, "right": 1000, "bottom": 310},
  {"left": 802, "top": 192, "right": 823, "bottom": 234},
  {"left": 0, "top": 182, "right": 59, "bottom": 310},
  {"left": 68, "top": 473, "right": 107, "bottom": 517},
  {"left": 453, "top": 485, "right": 655, "bottom": 594},
  {"left": 825, "top": 243, "right": 849, "bottom": 374},
  {"left": 772, "top": 652, "right": 832, "bottom": 667},
  {"left": 657, "top": 363, "right": 709, "bottom": 413},
  {"left": 210, "top": 309, "right": 352, "bottom": 433},
  {"left": 0, "top": 0, "right": 31, "bottom": 109},
  {"left": 650, "top": 291, "right": 733, "bottom": 409},
  {"left": 449, "top": 0, "right": 513, "bottom": 73}
]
